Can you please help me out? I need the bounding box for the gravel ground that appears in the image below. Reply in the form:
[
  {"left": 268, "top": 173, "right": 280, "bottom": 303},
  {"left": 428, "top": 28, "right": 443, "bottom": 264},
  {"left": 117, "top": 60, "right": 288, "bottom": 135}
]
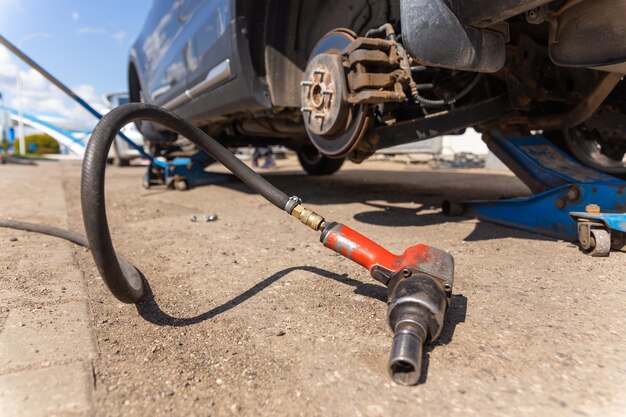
[{"left": 3, "top": 156, "right": 625, "bottom": 416}]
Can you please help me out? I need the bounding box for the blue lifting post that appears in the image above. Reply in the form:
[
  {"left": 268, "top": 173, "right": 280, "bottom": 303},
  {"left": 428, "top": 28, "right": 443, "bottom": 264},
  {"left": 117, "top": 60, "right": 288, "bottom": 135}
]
[{"left": 445, "top": 132, "right": 626, "bottom": 256}]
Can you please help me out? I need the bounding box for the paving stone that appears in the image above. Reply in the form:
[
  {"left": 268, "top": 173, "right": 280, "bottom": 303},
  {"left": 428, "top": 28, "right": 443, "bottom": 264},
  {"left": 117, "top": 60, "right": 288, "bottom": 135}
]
[
  {"left": 0, "top": 361, "right": 93, "bottom": 417},
  {"left": 0, "top": 302, "right": 96, "bottom": 372},
  {"left": 0, "top": 163, "right": 97, "bottom": 414}
]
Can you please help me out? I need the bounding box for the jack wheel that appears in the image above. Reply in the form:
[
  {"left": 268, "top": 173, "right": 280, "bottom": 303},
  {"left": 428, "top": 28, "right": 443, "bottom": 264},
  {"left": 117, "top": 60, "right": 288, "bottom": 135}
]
[
  {"left": 174, "top": 179, "right": 189, "bottom": 191},
  {"left": 142, "top": 178, "right": 150, "bottom": 189},
  {"left": 441, "top": 200, "right": 464, "bottom": 216},
  {"left": 586, "top": 228, "right": 611, "bottom": 257}
]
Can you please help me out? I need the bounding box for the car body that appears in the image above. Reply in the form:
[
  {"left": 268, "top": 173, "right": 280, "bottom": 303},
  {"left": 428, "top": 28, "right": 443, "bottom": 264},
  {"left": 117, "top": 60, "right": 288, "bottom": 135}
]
[{"left": 129, "top": 0, "right": 626, "bottom": 176}]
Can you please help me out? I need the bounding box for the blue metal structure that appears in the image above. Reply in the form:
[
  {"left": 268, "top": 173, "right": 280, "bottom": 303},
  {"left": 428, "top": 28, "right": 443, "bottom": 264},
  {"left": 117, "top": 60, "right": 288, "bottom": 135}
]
[
  {"left": 451, "top": 132, "right": 626, "bottom": 255},
  {"left": 0, "top": 105, "right": 89, "bottom": 155},
  {"left": 143, "top": 151, "right": 232, "bottom": 190}
]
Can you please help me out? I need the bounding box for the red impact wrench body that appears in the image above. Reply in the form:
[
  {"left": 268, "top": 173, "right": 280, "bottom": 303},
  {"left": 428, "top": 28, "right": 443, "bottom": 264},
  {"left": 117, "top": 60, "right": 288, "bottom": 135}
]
[{"left": 288, "top": 197, "right": 454, "bottom": 386}]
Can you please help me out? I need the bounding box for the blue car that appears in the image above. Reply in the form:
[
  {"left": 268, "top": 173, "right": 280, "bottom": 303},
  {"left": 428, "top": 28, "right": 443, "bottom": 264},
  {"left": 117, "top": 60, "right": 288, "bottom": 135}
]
[{"left": 129, "top": 0, "right": 626, "bottom": 177}]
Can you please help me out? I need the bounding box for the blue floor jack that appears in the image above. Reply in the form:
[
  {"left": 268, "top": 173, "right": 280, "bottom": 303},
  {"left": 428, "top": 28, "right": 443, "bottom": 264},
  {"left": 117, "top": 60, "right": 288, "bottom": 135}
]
[
  {"left": 143, "top": 151, "right": 232, "bottom": 191},
  {"left": 444, "top": 132, "right": 626, "bottom": 256}
]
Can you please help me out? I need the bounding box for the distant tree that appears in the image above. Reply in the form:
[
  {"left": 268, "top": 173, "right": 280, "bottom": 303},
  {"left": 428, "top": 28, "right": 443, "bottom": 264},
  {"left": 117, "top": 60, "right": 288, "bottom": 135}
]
[{"left": 23, "top": 133, "right": 60, "bottom": 155}]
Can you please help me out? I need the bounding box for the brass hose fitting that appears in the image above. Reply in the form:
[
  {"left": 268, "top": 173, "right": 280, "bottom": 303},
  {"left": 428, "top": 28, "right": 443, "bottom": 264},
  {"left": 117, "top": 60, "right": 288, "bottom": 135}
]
[{"left": 291, "top": 204, "right": 325, "bottom": 231}]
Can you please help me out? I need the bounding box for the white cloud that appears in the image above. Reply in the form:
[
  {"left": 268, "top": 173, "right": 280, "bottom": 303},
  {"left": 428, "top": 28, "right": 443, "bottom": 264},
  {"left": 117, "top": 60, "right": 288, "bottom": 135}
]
[
  {"left": 77, "top": 27, "right": 106, "bottom": 36},
  {"left": 0, "top": 0, "right": 26, "bottom": 13},
  {"left": 19, "top": 68, "right": 48, "bottom": 92},
  {"left": 0, "top": 47, "right": 18, "bottom": 82},
  {"left": 112, "top": 31, "right": 126, "bottom": 43},
  {"left": 0, "top": 47, "right": 19, "bottom": 103},
  {"left": 11, "top": 81, "right": 102, "bottom": 128},
  {"left": 71, "top": 11, "right": 79, "bottom": 21},
  {"left": 0, "top": 65, "right": 95, "bottom": 128},
  {"left": 0, "top": 45, "right": 104, "bottom": 128}
]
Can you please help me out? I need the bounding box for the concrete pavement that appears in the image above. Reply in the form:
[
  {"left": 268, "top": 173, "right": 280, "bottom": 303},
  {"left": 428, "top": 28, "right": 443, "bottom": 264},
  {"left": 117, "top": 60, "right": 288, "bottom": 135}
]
[{"left": 1, "top": 157, "right": 624, "bottom": 416}]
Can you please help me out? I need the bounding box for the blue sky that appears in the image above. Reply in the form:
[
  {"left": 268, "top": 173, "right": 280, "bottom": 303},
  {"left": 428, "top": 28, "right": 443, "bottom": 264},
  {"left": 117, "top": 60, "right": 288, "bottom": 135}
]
[{"left": 0, "top": 0, "right": 152, "bottom": 123}]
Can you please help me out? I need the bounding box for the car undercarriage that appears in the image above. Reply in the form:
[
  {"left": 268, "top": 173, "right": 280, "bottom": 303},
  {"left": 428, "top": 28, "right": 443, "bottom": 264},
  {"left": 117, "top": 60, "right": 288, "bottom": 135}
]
[{"left": 130, "top": 0, "right": 625, "bottom": 176}]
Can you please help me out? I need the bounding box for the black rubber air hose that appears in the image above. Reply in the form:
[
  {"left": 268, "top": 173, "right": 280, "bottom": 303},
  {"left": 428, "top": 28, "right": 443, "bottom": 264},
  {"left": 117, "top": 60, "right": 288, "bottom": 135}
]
[
  {"left": 82, "top": 103, "right": 291, "bottom": 304},
  {"left": 0, "top": 218, "right": 140, "bottom": 288},
  {"left": 0, "top": 218, "right": 89, "bottom": 246}
]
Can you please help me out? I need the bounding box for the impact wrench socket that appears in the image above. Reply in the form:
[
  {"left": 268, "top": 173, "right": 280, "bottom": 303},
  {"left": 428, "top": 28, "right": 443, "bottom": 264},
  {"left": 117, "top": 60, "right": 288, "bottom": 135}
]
[{"left": 320, "top": 222, "right": 454, "bottom": 386}]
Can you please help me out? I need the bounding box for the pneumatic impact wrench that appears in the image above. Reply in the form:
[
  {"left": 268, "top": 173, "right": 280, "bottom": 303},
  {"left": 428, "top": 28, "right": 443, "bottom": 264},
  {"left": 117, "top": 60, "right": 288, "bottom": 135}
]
[
  {"left": 80, "top": 103, "right": 454, "bottom": 387},
  {"left": 288, "top": 197, "right": 454, "bottom": 386}
]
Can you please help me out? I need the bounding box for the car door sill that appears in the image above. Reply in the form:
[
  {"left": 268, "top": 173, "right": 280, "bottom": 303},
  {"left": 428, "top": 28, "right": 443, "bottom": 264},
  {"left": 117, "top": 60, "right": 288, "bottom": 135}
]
[{"left": 163, "top": 59, "right": 232, "bottom": 110}]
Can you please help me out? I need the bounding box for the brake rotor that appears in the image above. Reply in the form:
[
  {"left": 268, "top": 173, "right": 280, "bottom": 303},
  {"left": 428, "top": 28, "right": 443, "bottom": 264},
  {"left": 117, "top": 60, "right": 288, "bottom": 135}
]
[{"left": 300, "top": 29, "right": 370, "bottom": 159}]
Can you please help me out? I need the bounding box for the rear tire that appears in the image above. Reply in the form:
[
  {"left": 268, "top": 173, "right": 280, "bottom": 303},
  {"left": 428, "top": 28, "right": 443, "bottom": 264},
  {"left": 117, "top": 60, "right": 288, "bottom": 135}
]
[
  {"left": 297, "top": 146, "right": 344, "bottom": 176},
  {"left": 129, "top": 67, "right": 177, "bottom": 145},
  {"left": 546, "top": 128, "right": 626, "bottom": 180}
]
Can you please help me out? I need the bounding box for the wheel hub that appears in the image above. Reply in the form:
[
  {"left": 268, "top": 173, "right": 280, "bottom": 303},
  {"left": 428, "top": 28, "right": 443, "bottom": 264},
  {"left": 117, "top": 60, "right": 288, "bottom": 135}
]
[
  {"left": 299, "top": 29, "right": 370, "bottom": 159},
  {"left": 300, "top": 54, "right": 349, "bottom": 137}
]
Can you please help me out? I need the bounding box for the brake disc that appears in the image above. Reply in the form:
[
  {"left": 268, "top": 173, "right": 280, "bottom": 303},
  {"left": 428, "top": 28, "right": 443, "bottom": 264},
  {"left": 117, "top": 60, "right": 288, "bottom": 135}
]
[{"left": 300, "top": 29, "right": 370, "bottom": 159}]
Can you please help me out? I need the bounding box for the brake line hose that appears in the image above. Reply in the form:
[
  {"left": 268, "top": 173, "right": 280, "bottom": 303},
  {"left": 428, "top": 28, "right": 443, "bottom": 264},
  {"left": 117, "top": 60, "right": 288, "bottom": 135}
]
[
  {"left": 82, "top": 103, "right": 292, "bottom": 303},
  {"left": 413, "top": 73, "right": 484, "bottom": 107}
]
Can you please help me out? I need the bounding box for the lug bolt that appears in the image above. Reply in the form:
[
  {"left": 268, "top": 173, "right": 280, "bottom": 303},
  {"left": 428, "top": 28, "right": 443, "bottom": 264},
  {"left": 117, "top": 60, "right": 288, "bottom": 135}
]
[
  {"left": 300, "top": 80, "right": 313, "bottom": 87},
  {"left": 321, "top": 89, "right": 333, "bottom": 95},
  {"left": 301, "top": 107, "right": 312, "bottom": 113},
  {"left": 313, "top": 68, "right": 326, "bottom": 76},
  {"left": 585, "top": 204, "right": 601, "bottom": 214}
]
